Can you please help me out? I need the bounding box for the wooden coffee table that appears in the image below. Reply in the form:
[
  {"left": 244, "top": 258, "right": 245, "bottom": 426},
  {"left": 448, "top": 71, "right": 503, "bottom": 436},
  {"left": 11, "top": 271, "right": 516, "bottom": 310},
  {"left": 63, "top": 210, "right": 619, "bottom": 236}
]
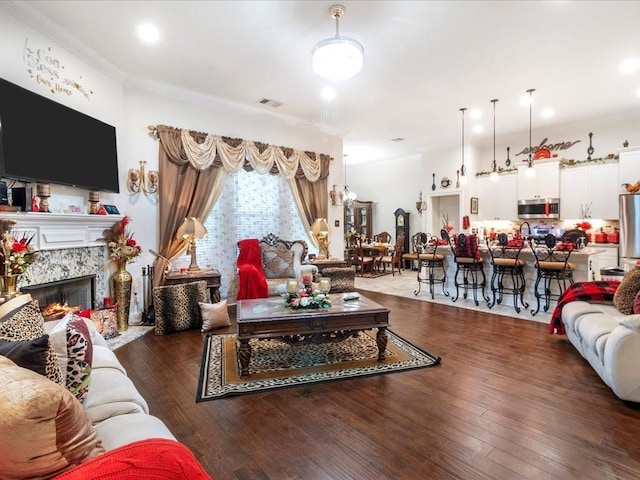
[{"left": 236, "top": 293, "right": 390, "bottom": 377}]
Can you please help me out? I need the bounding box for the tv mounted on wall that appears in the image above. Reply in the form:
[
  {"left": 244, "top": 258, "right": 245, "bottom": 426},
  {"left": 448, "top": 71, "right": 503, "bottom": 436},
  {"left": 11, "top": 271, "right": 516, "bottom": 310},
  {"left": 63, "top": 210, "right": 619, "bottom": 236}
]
[{"left": 0, "top": 78, "right": 120, "bottom": 193}]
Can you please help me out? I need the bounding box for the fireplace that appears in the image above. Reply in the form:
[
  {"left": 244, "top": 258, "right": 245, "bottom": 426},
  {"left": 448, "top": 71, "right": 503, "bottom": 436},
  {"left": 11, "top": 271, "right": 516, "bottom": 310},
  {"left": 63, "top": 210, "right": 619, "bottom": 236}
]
[{"left": 21, "top": 275, "right": 96, "bottom": 315}]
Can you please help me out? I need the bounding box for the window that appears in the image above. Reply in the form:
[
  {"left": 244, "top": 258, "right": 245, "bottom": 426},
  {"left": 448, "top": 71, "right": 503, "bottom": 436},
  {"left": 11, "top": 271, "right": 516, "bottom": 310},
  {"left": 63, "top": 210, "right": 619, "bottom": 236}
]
[{"left": 180, "top": 169, "right": 314, "bottom": 298}]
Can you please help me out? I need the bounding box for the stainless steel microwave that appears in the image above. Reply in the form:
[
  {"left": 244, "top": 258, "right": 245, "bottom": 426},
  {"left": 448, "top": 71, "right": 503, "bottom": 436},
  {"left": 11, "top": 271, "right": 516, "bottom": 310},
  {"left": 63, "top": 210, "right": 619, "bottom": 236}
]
[{"left": 517, "top": 198, "right": 560, "bottom": 219}]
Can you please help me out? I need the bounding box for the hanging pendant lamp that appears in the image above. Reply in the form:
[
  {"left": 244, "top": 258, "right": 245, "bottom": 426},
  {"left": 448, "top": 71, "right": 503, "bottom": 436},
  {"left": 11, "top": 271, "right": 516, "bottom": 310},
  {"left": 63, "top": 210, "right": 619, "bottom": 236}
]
[
  {"left": 525, "top": 88, "right": 536, "bottom": 177},
  {"left": 459, "top": 107, "right": 468, "bottom": 185},
  {"left": 312, "top": 4, "right": 364, "bottom": 82},
  {"left": 489, "top": 99, "right": 499, "bottom": 182}
]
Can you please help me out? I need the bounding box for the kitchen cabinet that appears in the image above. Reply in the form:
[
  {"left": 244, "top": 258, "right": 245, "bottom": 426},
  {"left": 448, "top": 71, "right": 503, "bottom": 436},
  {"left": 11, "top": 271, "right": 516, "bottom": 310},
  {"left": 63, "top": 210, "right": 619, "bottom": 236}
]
[
  {"left": 619, "top": 146, "right": 640, "bottom": 187},
  {"left": 560, "top": 162, "right": 618, "bottom": 219},
  {"left": 477, "top": 173, "right": 517, "bottom": 220},
  {"left": 344, "top": 200, "right": 373, "bottom": 240},
  {"left": 517, "top": 160, "right": 560, "bottom": 200}
]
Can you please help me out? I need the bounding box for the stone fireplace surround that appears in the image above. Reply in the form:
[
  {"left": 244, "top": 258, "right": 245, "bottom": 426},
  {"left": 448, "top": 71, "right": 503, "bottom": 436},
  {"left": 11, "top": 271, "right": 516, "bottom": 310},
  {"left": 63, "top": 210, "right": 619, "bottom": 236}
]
[{"left": 2, "top": 212, "right": 123, "bottom": 308}]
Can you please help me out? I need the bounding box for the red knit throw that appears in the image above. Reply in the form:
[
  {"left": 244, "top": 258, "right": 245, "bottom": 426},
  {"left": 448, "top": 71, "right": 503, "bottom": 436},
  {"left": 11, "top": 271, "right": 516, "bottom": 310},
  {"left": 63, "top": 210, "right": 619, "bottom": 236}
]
[
  {"left": 237, "top": 238, "right": 268, "bottom": 300},
  {"left": 51, "top": 438, "right": 211, "bottom": 479},
  {"left": 548, "top": 280, "right": 620, "bottom": 335}
]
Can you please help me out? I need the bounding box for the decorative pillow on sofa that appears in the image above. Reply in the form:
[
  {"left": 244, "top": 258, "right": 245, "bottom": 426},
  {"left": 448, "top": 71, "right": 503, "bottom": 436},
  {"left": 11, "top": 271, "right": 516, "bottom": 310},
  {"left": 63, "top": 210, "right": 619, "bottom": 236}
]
[
  {"left": 633, "top": 289, "right": 640, "bottom": 315},
  {"left": 261, "top": 243, "right": 295, "bottom": 279},
  {"left": 199, "top": 300, "right": 231, "bottom": 332},
  {"left": 614, "top": 267, "right": 640, "bottom": 315},
  {"left": 91, "top": 308, "right": 119, "bottom": 339},
  {"left": 0, "top": 334, "right": 51, "bottom": 377},
  {"left": 0, "top": 295, "right": 64, "bottom": 385},
  {"left": 0, "top": 355, "right": 104, "bottom": 479},
  {"left": 49, "top": 314, "right": 94, "bottom": 401}
]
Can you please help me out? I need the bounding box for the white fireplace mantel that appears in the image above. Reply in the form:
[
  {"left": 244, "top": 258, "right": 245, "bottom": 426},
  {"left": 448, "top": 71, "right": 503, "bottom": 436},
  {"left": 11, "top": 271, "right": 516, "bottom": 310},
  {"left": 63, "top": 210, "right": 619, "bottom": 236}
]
[{"left": 0, "top": 212, "right": 123, "bottom": 251}]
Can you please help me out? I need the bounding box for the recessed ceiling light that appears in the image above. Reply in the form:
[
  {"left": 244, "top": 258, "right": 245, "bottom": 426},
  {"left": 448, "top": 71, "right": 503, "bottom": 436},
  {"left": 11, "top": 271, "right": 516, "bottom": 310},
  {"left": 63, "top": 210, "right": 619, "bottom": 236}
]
[
  {"left": 137, "top": 23, "right": 160, "bottom": 43},
  {"left": 469, "top": 109, "right": 482, "bottom": 120},
  {"left": 321, "top": 86, "right": 336, "bottom": 101},
  {"left": 620, "top": 57, "right": 640, "bottom": 74},
  {"left": 472, "top": 125, "right": 483, "bottom": 134},
  {"left": 541, "top": 108, "right": 555, "bottom": 119}
]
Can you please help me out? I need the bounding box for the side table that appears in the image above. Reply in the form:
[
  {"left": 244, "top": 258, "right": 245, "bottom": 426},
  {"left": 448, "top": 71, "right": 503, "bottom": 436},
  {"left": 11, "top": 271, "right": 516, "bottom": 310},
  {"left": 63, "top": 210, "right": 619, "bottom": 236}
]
[{"left": 164, "top": 268, "right": 221, "bottom": 303}]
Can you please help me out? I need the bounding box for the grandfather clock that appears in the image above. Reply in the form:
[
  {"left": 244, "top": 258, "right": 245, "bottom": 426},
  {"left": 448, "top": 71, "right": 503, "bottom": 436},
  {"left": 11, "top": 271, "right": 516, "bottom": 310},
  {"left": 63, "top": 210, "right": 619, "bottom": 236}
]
[{"left": 393, "top": 208, "right": 410, "bottom": 263}]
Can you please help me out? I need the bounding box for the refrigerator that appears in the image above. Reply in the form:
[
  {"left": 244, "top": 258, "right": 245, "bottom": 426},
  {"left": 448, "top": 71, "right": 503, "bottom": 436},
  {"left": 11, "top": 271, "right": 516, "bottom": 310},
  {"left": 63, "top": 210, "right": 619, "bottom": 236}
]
[{"left": 620, "top": 194, "right": 640, "bottom": 270}]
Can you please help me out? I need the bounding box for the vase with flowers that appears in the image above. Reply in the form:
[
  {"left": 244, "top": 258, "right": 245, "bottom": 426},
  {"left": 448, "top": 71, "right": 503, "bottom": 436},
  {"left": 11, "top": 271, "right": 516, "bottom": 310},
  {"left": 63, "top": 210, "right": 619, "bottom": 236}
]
[
  {"left": 0, "top": 219, "right": 37, "bottom": 295},
  {"left": 102, "top": 216, "right": 141, "bottom": 331}
]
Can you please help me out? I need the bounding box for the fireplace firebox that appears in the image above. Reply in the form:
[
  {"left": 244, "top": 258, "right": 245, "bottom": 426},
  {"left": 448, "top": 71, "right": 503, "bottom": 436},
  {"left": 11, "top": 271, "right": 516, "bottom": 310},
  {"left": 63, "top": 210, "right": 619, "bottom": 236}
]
[{"left": 21, "top": 275, "right": 96, "bottom": 314}]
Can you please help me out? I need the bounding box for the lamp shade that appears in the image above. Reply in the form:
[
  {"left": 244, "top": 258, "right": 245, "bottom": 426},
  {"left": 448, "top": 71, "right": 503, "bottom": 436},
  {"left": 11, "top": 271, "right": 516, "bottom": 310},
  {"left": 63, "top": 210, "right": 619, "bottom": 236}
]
[
  {"left": 176, "top": 217, "right": 207, "bottom": 240},
  {"left": 311, "top": 218, "right": 331, "bottom": 236},
  {"left": 312, "top": 36, "right": 364, "bottom": 81}
]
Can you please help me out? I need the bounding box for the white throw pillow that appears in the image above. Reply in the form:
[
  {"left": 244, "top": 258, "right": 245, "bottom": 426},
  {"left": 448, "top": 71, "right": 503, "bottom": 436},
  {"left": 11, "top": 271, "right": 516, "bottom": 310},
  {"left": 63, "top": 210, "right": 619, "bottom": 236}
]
[{"left": 199, "top": 300, "right": 231, "bottom": 332}]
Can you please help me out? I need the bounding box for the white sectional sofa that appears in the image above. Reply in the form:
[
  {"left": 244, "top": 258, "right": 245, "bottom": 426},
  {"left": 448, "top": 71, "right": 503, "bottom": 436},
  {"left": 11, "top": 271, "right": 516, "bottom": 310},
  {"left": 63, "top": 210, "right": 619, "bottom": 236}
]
[
  {"left": 43, "top": 317, "right": 176, "bottom": 450},
  {"left": 561, "top": 301, "right": 640, "bottom": 403}
]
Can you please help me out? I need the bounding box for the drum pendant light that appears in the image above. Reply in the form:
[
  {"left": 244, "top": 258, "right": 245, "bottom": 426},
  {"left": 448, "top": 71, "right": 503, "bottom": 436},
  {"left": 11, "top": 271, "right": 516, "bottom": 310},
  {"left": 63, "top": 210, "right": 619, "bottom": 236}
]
[{"left": 489, "top": 99, "right": 499, "bottom": 182}]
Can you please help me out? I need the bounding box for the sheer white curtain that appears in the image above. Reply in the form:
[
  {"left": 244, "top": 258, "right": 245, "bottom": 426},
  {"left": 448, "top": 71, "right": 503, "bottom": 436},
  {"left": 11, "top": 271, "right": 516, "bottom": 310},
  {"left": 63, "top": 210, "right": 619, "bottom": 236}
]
[{"left": 179, "top": 169, "right": 316, "bottom": 298}]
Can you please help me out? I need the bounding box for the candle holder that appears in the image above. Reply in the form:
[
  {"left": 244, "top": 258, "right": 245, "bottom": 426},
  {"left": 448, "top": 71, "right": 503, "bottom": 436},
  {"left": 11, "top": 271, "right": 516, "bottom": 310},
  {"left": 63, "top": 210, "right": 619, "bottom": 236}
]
[
  {"left": 36, "top": 183, "right": 51, "bottom": 213},
  {"left": 88, "top": 191, "right": 100, "bottom": 214}
]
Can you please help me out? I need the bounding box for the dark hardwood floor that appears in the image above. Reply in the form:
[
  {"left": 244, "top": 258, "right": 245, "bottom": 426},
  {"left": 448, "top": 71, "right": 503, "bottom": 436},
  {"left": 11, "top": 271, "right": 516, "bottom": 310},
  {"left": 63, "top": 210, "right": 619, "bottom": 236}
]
[{"left": 115, "top": 290, "right": 640, "bottom": 480}]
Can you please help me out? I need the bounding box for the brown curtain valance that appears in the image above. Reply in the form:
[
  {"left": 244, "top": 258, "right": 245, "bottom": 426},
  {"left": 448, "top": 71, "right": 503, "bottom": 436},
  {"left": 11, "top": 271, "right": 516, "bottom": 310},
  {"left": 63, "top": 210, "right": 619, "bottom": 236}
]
[{"left": 154, "top": 124, "right": 331, "bottom": 182}]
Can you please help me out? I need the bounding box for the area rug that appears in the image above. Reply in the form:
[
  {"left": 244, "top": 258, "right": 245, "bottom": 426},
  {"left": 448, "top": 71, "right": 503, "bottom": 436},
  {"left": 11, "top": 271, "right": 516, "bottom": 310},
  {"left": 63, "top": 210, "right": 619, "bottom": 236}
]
[
  {"left": 105, "top": 325, "right": 153, "bottom": 350},
  {"left": 359, "top": 270, "right": 393, "bottom": 279},
  {"left": 196, "top": 329, "right": 440, "bottom": 401}
]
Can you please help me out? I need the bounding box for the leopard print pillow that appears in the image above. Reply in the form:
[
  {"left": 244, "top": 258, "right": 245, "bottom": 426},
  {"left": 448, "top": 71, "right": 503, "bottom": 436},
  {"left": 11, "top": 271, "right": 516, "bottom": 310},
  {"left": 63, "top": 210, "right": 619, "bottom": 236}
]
[
  {"left": 153, "top": 281, "right": 208, "bottom": 335},
  {"left": 49, "top": 314, "right": 93, "bottom": 401},
  {"left": 0, "top": 298, "right": 63, "bottom": 386},
  {"left": 614, "top": 267, "right": 640, "bottom": 315}
]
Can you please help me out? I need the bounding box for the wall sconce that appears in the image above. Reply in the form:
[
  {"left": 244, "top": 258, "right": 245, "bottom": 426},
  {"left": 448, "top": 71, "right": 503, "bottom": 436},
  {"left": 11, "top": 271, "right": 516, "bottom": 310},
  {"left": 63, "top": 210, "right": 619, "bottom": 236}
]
[
  {"left": 416, "top": 192, "right": 427, "bottom": 215},
  {"left": 127, "top": 160, "right": 159, "bottom": 194}
]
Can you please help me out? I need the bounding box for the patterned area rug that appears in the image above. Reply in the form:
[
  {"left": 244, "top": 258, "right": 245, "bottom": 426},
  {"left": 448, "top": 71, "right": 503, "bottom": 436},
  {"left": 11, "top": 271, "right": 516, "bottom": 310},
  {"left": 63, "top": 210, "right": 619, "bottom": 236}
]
[
  {"left": 359, "top": 270, "right": 393, "bottom": 279},
  {"left": 196, "top": 329, "right": 440, "bottom": 401}
]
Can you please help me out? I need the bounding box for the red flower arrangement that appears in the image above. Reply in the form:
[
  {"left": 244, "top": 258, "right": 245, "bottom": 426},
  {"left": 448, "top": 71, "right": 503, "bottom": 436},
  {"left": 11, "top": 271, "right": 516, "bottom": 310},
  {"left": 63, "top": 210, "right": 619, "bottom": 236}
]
[
  {"left": 102, "top": 216, "right": 142, "bottom": 263},
  {"left": 0, "top": 219, "right": 38, "bottom": 277}
]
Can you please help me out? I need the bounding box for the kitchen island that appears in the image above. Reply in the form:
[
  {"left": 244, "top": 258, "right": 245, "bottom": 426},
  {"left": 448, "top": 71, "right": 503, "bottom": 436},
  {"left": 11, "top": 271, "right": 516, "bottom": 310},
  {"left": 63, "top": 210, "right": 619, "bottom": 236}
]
[{"left": 417, "top": 244, "right": 606, "bottom": 316}]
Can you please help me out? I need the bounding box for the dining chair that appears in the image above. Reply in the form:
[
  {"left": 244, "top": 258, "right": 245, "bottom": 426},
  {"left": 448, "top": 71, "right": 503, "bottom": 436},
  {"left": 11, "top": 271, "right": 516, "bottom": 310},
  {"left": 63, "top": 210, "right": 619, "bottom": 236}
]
[{"left": 377, "top": 234, "right": 405, "bottom": 276}]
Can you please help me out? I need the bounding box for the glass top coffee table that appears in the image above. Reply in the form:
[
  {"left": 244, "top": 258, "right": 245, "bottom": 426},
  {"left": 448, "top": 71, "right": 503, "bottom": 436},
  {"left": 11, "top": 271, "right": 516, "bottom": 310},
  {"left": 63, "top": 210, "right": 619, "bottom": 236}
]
[{"left": 236, "top": 292, "right": 390, "bottom": 377}]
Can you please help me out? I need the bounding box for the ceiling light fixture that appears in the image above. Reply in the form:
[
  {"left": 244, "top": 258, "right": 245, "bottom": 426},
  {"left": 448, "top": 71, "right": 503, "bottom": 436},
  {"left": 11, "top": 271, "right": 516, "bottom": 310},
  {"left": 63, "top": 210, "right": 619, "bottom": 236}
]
[
  {"left": 137, "top": 23, "right": 160, "bottom": 43},
  {"left": 489, "top": 99, "right": 499, "bottom": 182},
  {"left": 459, "top": 107, "right": 468, "bottom": 185},
  {"left": 525, "top": 88, "right": 537, "bottom": 178},
  {"left": 321, "top": 86, "right": 337, "bottom": 101},
  {"left": 312, "top": 4, "right": 364, "bottom": 82}
]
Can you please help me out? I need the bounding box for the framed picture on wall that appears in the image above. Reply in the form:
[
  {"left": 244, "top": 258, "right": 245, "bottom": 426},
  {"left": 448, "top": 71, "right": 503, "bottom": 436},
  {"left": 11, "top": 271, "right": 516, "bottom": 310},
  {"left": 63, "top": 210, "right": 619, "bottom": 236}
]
[{"left": 470, "top": 197, "right": 478, "bottom": 214}]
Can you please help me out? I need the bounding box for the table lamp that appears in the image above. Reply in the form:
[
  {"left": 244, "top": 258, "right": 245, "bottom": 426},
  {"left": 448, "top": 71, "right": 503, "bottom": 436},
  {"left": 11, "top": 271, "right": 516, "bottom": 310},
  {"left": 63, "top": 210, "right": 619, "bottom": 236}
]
[
  {"left": 176, "top": 217, "right": 208, "bottom": 271},
  {"left": 310, "top": 218, "right": 331, "bottom": 260}
]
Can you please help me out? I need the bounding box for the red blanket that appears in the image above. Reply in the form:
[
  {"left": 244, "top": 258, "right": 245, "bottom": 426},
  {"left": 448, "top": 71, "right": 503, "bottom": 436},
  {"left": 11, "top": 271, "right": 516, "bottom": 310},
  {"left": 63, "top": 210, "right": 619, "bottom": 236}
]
[
  {"left": 52, "top": 438, "right": 211, "bottom": 479},
  {"left": 237, "top": 238, "right": 268, "bottom": 300},
  {"left": 548, "top": 280, "right": 620, "bottom": 335}
]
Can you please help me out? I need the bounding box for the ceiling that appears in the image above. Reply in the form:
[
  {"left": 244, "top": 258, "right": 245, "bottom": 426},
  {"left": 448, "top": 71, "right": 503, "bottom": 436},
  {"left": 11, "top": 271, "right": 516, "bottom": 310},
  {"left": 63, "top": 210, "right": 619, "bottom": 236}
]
[{"left": 8, "top": 1, "right": 640, "bottom": 165}]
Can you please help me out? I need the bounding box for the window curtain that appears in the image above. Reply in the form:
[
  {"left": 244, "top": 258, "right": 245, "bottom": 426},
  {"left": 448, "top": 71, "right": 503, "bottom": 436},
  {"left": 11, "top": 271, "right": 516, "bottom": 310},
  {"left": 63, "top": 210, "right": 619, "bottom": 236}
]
[{"left": 152, "top": 124, "right": 331, "bottom": 286}]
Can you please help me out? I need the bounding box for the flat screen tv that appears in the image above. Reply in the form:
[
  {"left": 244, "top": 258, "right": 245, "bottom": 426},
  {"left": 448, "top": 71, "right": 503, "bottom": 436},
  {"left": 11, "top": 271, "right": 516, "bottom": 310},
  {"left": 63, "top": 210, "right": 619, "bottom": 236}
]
[{"left": 0, "top": 78, "right": 120, "bottom": 193}]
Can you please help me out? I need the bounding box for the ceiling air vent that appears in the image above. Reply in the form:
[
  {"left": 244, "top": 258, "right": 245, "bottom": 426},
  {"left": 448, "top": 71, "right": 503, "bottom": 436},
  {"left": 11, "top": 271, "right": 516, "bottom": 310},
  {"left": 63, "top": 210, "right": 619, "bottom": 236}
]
[
  {"left": 257, "top": 98, "right": 283, "bottom": 108},
  {"left": 391, "top": 137, "right": 405, "bottom": 142}
]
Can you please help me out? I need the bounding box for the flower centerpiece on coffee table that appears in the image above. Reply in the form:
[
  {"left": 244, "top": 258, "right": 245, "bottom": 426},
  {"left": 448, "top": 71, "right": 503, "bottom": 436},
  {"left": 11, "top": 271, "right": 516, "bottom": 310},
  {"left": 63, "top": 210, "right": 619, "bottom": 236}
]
[{"left": 283, "top": 288, "right": 331, "bottom": 310}]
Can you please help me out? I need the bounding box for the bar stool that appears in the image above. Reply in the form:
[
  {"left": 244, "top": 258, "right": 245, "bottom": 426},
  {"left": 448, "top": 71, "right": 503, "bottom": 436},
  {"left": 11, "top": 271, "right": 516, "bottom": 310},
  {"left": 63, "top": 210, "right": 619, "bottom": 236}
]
[
  {"left": 487, "top": 234, "right": 528, "bottom": 313},
  {"left": 530, "top": 234, "right": 576, "bottom": 316},
  {"left": 414, "top": 233, "right": 449, "bottom": 299},
  {"left": 447, "top": 231, "right": 489, "bottom": 306}
]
